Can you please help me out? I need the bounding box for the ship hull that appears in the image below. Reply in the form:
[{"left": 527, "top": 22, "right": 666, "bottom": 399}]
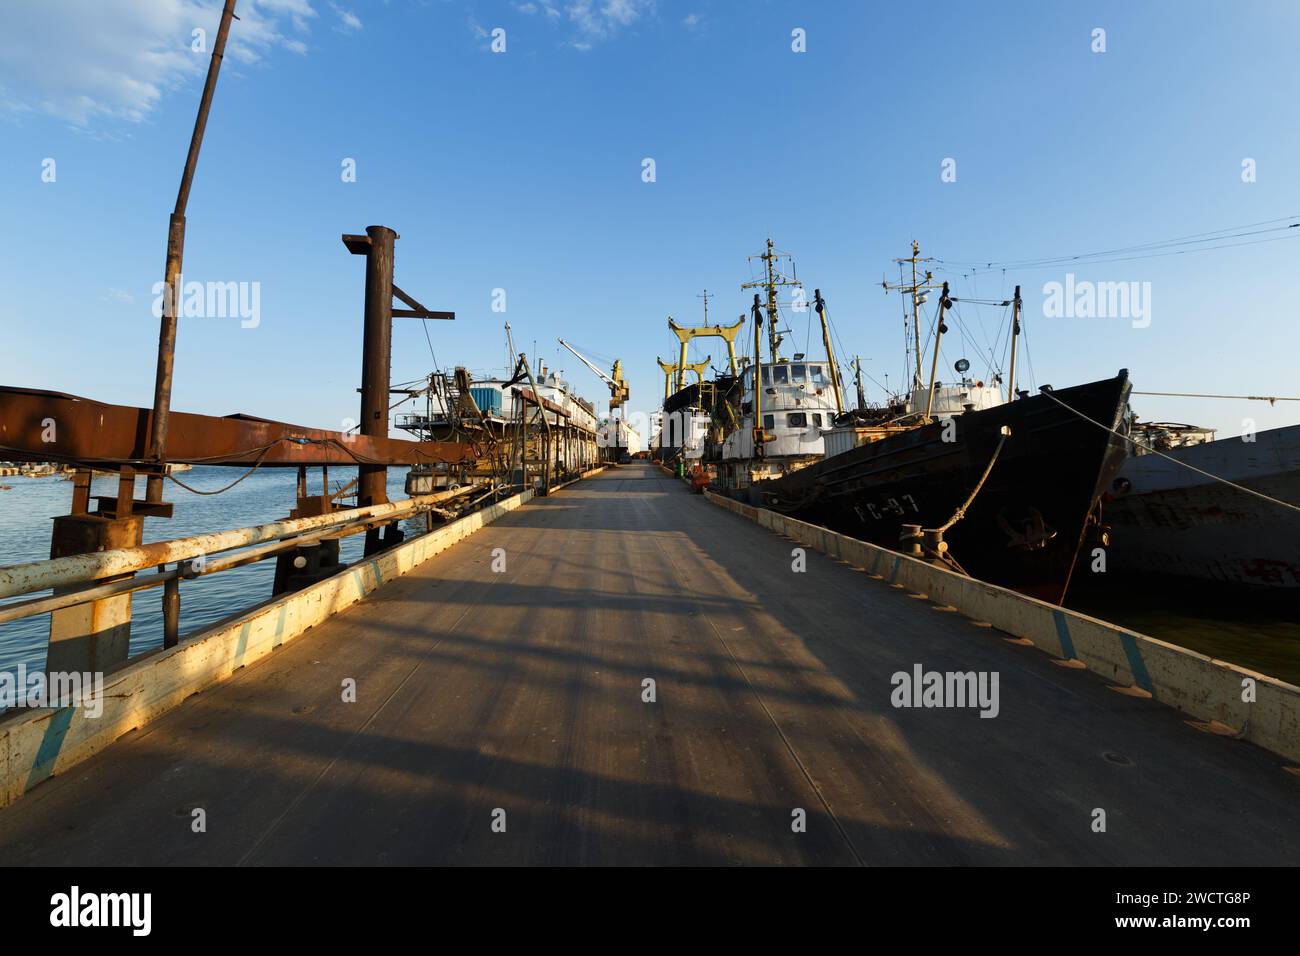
[
  {"left": 1105, "top": 424, "right": 1300, "bottom": 588},
  {"left": 746, "top": 371, "right": 1133, "bottom": 602}
]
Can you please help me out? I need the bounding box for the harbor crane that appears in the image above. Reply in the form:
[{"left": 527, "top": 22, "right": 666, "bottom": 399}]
[
  {"left": 557, "top": 338, "right": 631, "bottom": 459},
  {"left": 557, "top": 339, "right": 629, "bottom": 410},
  {"left": 656, "top": 357, "right": 679, "bottom": 401}
]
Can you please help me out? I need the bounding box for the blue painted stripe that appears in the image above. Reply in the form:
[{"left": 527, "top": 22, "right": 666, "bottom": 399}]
[
  {"left": 234, "top": 620, "right": 251, "bottom": 668},
  {"left": 370, "top": 560, "right": 383, "bottom": 586},
  {"left": 1120, "top": 632, "right": 1156, "bottom": 696},
  {"left": 1052, "top": 609, "right": 1077, "bottom": 659},
  {"left": 889, "top": 556, "right": 902, "bottom": 583},
  {"left": 272, "top": 605, "right": 286, "bottom": 648},
  {"left": 27, "top": 706, "right": 76, "bottom": 789},
  {"left": 350, "top": 569, "right": 365, "bottom": 596}
]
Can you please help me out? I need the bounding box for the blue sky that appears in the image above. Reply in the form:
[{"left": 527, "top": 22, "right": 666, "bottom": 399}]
[{"left": 2, "top": 0, "right": 1298, "bottom": 440}]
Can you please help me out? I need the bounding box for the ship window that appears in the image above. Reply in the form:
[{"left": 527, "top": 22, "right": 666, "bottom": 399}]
[
  {"left": 787, "top": 412, "right": 807, "bottom": 427},
  {"left": 809, "top": 365, "right": 828, "bottom": 384},
  {"left": 761, "top": 368, "right": 771, "bottom": 386},
  {"left": 812, "top": 413, "right": 823, "bottom": 426},
  {"left": 772, "top": 366, "right": 789, "bottom": 385},
  {"left": 762, "top": 414, "right": 775, "bottom": 430},
  {"left": 741, "top": 401, "right": 753, "bottom": 415},
  {"left": 792, "top": 364, "right": 807, "bottom": 382}
]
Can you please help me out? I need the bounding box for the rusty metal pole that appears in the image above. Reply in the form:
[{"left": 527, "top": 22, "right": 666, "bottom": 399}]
[
  {"left": 358, "top": 225, "right": 396, "bottom": 508},
  {"left": 147, "top": 0, "right": 239, "bottom": 502},
  {"left": 347, "top": 225, "right": 400, "bottom": 554},
  {"left": 162, "top": 573, "right": 180, "bottom": 648}
]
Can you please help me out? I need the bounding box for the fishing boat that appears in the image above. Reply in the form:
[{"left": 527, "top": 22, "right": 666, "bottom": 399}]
[
  {"left": 682, "top": 240, "right": 844, "bottom": 491},
  {"left": 756, "top": 370, "right": 1132, "bottom": 603},
  {"left": 1105, "top": 422, "right": 1300, "bottom": 588},
  {"left": 654, "top": 294, "right": 738, "bottom": 468},
  {"left": 732, "top": 242, "right": 1131, "bottom": 603}
]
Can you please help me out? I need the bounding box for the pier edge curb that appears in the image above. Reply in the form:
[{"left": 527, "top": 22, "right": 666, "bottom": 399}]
[
  {"left": 704, "top": 490, "right": 1300, "bottom": 768},
  {"left": 0, "top": 488, "right": 543, "bottom": 810}
]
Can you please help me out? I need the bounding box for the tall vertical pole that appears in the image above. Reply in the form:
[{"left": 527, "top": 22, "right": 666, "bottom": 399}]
[
  {"left": 358, "top": 225, "right": 397, "bottom": 509},
  {"left": 1007, "top": 285, "right": 1022, "bottom": 402},
  {"left": 923, "top": 283, "right": 951, "bottom": 422},
  {"left": 764, "top": 240, "right": 780, "bottom": 363},
  {"left": 909, "top": 241, "right": 923, "bottom": 390},
  {"left": 752, "top": 294, "right": 765, "bottom": 459},
  {"left": 814, "top": 289, "right": 844, "bottom": 416},
  {"left": 148, "top": 0, "right": 239, "bottom": 499}
]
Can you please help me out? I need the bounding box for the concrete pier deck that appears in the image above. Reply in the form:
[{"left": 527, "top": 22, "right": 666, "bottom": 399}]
[{"left": 1, "top": 463, "right": 1296, "bottom": 865}]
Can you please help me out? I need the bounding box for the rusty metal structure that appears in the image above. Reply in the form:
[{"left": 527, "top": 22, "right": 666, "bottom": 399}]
[{"left": 0, "top": 0, "right": 475, "bottom": 676}]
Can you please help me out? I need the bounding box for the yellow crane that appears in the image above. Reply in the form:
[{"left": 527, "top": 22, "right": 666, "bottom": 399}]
[
  {"left": 667, "top": 316, "right": 744, "bottom": 388},
  {"left": 557, "top": 338, "right": 629, "bottom": 410},
  {"left": 656, "top": 357, "right": 679, "bottom": 400}
]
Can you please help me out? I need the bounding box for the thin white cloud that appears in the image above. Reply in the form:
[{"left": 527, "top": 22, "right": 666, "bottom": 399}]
[
  {"left": 467, "top": 16, "right": 494, "bottom": 52},
  {"left": 567, "top": 0, "right": 653, "bottom": 43},
  {"left": 516, "top": 0, "right": 562, "bottom": 19},
  {"left": 511, "top": 0, "right": 643, "bottom": 48},
  {"left": 329, "top": 3, "right": 362, "bottom": 33},
  {"left": 0, "top": 0, "right": 322, "bottom": 126}
]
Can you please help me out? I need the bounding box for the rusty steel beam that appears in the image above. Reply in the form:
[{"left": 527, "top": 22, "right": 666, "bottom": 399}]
[
  {"left": 150, "top": 0, "right": 240, "bottom": 473},
  {"left": 0, "top": 386, "right": 474, "bottom": 468},
  {"left": 513, "top": 387, "right": 570, "bottom": 418}
]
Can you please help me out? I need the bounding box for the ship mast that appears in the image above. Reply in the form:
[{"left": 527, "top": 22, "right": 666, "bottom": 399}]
[
  {"left": 922, "top": 282, "right": 953, "bottom": 421},
  {"left": 1006, "top": 285, "right": 1022, "bottom": 401},
  {"left": 750, "top": 294, "right": 765, "bottom": 457},
  {"left": 883, "top": 241, "right": 942, "bottom": 391},
  {"left": 814, "top": 289, "right": 844, "bottom": 416},
  {"left": 742, "top": 238, "right": 801, "bottom": 364}
]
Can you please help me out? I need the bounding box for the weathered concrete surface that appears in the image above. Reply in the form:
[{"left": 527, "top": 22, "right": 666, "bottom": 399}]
[
  {"left": 0, "top": 463, "right": 1296, "bottom": 865},
  {"left": 0, "top": 490, "right": 534, "bottom": 809},
  {"left": 706, "top": 491, "right": 1300, "bottom": 765}
]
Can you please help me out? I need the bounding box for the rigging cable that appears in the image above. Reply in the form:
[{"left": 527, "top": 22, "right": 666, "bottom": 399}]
[
  {"left": 936, "top": 215, "right": 1300, "bottom": 272},
  {"left": 1132, "top": 390, "right": 1299, "bottom": 404},
  {"left": 1039, "top": 389, "right": 1300, "bottom": 515},
  {"left": 166, "top": 445, "right": 274, "bottom": 495}
]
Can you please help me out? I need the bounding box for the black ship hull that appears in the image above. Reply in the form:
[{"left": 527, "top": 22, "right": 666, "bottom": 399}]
[{"left": 746, "top": 371, "right": 1132, "bottom": 602}]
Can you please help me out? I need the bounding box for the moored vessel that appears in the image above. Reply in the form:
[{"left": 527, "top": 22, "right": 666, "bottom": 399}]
[
  {"left": 733, "top": 243, "right": 1132, "bottom": 603},
  {"left": 756, "top": 370, "right": 1133, "bottom": 602},
  {"left": 1106, "top": 422, "right": 1300, "bottom": 588}
]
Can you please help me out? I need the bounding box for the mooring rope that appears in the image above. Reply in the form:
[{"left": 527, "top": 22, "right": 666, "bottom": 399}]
[
  {"left": 928, "top": 430, "right": 1009, "bottom": 534},
  {"left": 1039, "top": 389, "right": 1300, "bottom": 515}
]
